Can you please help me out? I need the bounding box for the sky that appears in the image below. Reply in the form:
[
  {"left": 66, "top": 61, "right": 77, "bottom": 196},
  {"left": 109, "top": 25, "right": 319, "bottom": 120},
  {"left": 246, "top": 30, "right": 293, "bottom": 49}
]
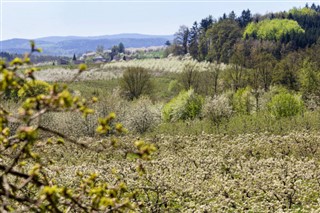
[{"left": 0, "top": 0, "right": 317, "bottom": 40}]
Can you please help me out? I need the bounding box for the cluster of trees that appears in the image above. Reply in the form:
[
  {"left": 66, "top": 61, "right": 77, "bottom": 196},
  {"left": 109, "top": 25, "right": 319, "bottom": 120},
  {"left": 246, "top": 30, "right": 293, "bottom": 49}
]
[
  {"left": 168, "top": 3, "right": 320, "bottom": 63},
  {"left": 175, "top": 41, "right": 320, "bottom": 104},
  {"left": 167, "top": 10, "right": 251, "bottom": 62},
  {"left": 96, "top": 42, "right": 126, "bottom": 61},
  {"left": 162, "top": 3, "right": 320, "bottom": 110},
  {"left": 110, "top": 42, "right": 125, "bottom": 60}
]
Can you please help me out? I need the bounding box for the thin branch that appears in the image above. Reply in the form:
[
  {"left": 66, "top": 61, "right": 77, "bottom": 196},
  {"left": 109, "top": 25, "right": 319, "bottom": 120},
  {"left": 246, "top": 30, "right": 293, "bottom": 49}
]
[
  {"left": 0, "top": 142, "right": 29, "bottom": 178},
  {"left": 0, "top": 164, "right": 44, "bottom": 186},
  {"left": 0, "top": 191, "right": 38, "bottom": 205},
  {"left": 38, "top": 125, "right": 88, "bottom": 149}
]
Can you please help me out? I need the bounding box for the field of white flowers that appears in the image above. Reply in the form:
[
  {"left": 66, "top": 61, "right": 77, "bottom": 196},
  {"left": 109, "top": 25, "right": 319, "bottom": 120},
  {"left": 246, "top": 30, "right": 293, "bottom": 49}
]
[
  {"left": 43, "top": 131, "right": 320, "bottom": 212},
  {"left": 34, "top": 57, "right": 227, "bottom": 82},
  {"left": 103, "top": 56, "right": 226, "bottom": 74},
  {"left": 34, "top": 67, "right": 122, "bottom": 82}
]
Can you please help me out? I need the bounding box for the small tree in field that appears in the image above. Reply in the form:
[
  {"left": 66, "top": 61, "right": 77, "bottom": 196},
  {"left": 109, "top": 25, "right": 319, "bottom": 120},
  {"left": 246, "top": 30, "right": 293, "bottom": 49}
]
[
  {"left": 179, "top": 60, "right": 201, "bottom": 92},
  {"left": 120, "top": 67, "right": 153, "bottom": 100}
]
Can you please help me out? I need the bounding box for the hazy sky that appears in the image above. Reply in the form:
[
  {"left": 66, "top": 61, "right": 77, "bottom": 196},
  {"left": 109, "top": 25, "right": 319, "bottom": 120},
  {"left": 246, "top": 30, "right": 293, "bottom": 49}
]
[{"left": 0, "top": 0, "right": 316, "bottom": 40}]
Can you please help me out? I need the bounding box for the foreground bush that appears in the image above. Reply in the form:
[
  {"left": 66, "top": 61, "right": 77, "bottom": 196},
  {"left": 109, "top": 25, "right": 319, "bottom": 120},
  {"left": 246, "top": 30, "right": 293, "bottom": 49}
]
[{"left": 162, "top": 89, "right": 203, "bottom": 122}]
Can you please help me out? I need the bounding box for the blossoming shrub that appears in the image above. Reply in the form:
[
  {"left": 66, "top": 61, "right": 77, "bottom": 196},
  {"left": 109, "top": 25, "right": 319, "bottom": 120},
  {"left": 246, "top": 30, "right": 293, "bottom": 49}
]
[
  {"left": 202, "top": 94, "right": 233, "bottom": 125},
  {"left": 124, "top": 97, "right": 162, "bottom": 133}
]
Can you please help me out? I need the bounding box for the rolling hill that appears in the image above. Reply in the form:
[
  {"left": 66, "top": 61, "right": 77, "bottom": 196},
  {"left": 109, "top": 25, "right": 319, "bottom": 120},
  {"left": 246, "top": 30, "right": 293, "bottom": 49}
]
[{"left": 1, "top": 34, "right": 173, "bottom": 56}]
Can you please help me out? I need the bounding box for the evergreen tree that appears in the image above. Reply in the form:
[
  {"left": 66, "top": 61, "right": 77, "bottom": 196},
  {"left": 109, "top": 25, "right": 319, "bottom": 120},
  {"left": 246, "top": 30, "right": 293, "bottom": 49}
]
[
  {"left": 198, "top": 16, "right": 214, "bottom": 61},
  {"left": 228, "top": 11, "right": 236, "bottom": 20},
  {"left": 118, "top": 42, "right": 125, "bottom": 53},
  {"left": 206, "top": 19, "right": 242, "bottom": 63},
  {"left": 311, "top": 3, "right": 317, "bottom": 11},
  {"left": 223, "top": 13, "right": 227, "bottom": 20},
  {"left": 199, "top": 15, "right": 214, "bottom": 31},
  {"left": 188, "top": 21, "right": 199, "bottom": 59},
  {"left": 110, "top": 45, "right": 119, "bottom": 60},
  {"left": 237, "top": 9, "right": 252, "bottom": 28}
]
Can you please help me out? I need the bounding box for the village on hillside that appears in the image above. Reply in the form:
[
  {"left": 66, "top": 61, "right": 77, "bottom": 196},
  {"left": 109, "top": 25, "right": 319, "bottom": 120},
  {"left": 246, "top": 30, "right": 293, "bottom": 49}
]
[{"left": 58, "top": 45, "right": 166, "bottom": 65}]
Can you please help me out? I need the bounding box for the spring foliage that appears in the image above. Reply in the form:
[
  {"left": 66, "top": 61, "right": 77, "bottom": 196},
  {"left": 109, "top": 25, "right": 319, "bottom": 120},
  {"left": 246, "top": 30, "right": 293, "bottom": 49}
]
[
  {"left": 162, "top": 89, "right": 203, "bottom": 122},
  {"left": 268, "top": 92, "right": 305, "bottom": 119},
  {"left": 232, "top": 87, "right": 254, "bottom": 114},
  {"left": 18, "top": 79, "right": 51, "bottom": 99},
  {"left": 289, "top": 7, "right": 317, "bottom": 16},
  {"left": 243, "top": 19, "right": 305, "bottom": 41},
  {"left": 124, "top": 97, "right": 161, "bottom": 133}
]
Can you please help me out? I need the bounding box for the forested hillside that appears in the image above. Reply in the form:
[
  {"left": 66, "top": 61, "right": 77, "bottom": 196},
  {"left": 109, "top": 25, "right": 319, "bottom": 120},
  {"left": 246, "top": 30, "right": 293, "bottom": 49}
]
[
  {"left": 165, "top": 3, "right": 320, "bottom": 104},
  {"left": 169, "top": 3, "right": 320, "bottom": 62}
]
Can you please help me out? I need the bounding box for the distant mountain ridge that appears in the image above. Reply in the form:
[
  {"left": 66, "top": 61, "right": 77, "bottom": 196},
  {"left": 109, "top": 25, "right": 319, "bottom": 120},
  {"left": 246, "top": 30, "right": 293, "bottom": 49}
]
[{"left": 1, "top": 33, "right": 174, "bottom": 56}]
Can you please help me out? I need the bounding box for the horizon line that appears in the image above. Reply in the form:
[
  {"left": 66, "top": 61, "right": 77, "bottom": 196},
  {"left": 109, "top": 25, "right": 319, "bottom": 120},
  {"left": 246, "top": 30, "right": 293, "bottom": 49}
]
[{"left": 0, "top": 33, "right": 175, "bottom": 41}]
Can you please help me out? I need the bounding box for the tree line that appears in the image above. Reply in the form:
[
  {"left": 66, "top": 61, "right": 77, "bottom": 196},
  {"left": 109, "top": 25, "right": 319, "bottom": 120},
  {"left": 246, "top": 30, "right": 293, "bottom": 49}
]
[{"left": 168, "top": 3, "right": 320, "bottom": 63}]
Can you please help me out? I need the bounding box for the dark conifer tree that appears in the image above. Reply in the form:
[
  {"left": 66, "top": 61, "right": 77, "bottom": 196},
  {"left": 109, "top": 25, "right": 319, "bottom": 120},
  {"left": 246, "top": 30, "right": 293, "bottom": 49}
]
[
  {"left": 237, "top": 9, "right": 252, "bottom": 27},
  {"left": 188, "top": 22, "right": 199, "bottom": 59},
  {"left": 118, "top": 42, "right": 125, "bottom": 53}
]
